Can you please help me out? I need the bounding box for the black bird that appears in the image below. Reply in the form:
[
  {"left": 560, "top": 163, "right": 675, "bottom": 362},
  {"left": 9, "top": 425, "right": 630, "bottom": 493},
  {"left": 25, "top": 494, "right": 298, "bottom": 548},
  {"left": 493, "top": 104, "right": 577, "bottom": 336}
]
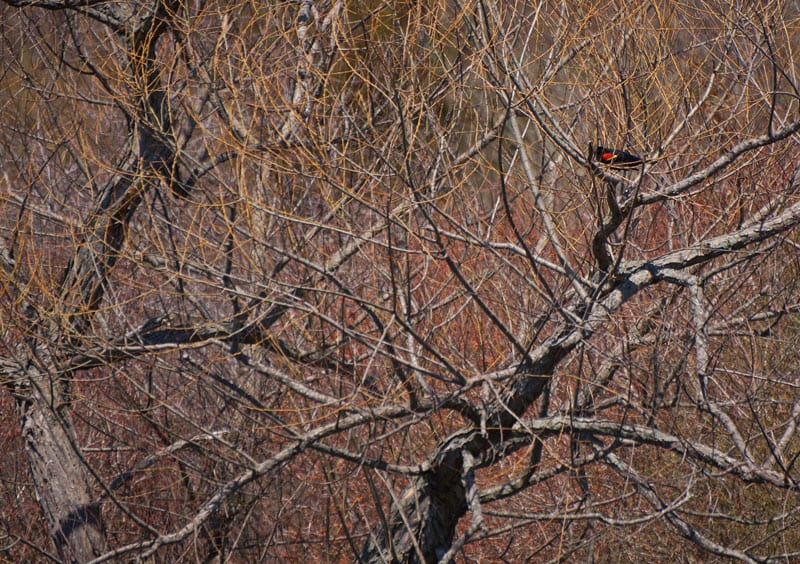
[{"left": 595, "top": 146, "right": 644, "bottom": 169}]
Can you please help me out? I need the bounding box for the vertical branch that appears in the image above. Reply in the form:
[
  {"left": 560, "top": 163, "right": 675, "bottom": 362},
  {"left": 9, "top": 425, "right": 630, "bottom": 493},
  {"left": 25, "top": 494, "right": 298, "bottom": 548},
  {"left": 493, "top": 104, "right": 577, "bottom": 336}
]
[{"left": 660, "top": 269, "right": 754, "bottom": 464}]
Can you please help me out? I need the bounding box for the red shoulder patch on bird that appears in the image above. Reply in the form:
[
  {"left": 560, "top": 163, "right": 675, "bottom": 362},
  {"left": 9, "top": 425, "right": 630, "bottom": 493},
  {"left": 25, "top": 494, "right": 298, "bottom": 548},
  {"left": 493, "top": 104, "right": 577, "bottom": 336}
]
[{"left": 595, "top": 146, "right": 643, "bottom": 168}]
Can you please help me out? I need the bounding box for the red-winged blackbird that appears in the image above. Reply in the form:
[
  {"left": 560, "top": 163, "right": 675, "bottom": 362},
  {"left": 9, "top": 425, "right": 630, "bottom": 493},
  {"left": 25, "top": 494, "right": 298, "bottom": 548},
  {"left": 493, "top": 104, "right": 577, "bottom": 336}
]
[{"left": 595, "top": 146, "right": 644, "bottom": 169}]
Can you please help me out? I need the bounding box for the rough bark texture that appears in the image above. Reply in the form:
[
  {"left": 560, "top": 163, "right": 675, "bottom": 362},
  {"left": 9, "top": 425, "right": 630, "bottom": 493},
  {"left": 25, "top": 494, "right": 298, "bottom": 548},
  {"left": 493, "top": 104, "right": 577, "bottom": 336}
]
[
  {"left": 362, "top": 440, "right": 471, "bottom": 563},
  {"left": 20, "top": 385, "right": 107, "bottom": 562}
]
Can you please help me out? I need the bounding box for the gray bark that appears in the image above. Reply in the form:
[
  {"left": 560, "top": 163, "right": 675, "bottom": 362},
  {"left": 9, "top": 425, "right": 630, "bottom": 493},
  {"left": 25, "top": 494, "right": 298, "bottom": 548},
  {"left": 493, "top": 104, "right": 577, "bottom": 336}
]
[{"left": 19, "top": 377, "right": 108, "bottom": 562}]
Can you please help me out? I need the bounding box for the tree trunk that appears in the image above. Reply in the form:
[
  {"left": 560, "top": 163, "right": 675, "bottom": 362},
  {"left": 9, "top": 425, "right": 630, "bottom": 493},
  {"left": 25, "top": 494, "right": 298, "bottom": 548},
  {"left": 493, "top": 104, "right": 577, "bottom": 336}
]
[
  {"left": 362, "top": 473, "right": 467, "bottom": 563},
  {"left": 18, "top": 365, "right": 107, "bottom": 562}
]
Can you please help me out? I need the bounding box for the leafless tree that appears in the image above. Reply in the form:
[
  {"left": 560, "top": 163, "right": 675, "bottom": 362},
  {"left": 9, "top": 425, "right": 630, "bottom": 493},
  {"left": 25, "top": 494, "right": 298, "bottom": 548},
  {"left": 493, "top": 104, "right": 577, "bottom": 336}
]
[{"left": 2, "top": 1, "right": 800, "bottom": 562}]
